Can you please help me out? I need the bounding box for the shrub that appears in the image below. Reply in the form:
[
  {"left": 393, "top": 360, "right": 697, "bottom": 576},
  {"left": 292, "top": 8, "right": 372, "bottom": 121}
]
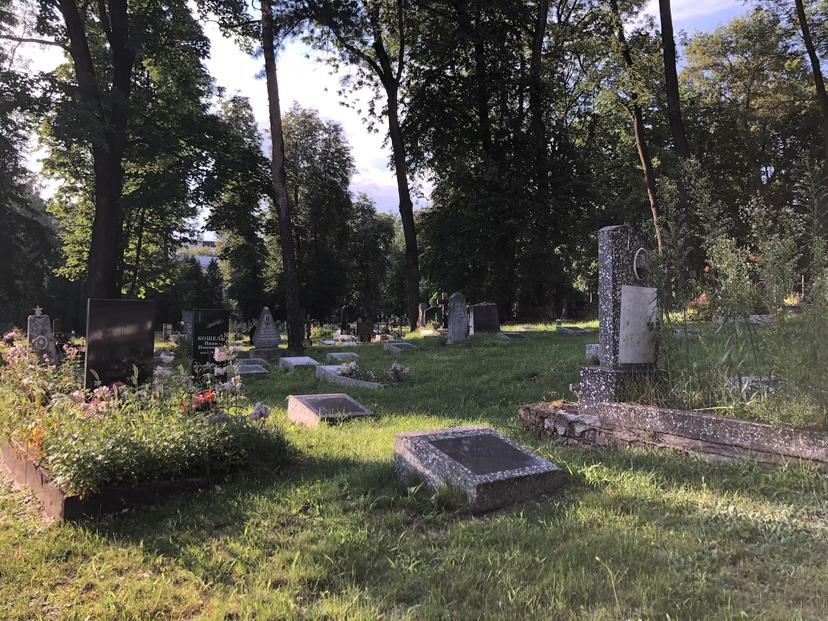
[{"left": 0, "top": 342, "right": 287, "bottom": 495}]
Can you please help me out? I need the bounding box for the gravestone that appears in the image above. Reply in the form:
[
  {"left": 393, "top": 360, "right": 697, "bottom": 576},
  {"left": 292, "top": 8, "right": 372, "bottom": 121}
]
[
  {"left": 557, "top": 326, "right": 594, "bottom": 336},
  {"left": 469, "top": 302, "right": 499, "bottom": 335},
  {"left": 288, "top": 393, "right": 375, "bottom": 427},
  {"left": 326, "top": 351, "right": 359, "bottom": 363},
  {"left": 498, "top": 332, "right": 526, "bottom": 341},
  {"left": 27, "top": 306, "right": 57, "bottom": 365},
  {"left": 85, "top": 299, "right": 156, "bottom": 388},
  {"left": 191, "top": 309, "right": 229, "bottom": 372},
  {"left": 279, "top": 356, "right": 319, "bottom": 370},
  {"left": 395, "top": 427, "right": 564, "bottom": 513},
  {"left": 579, "top": 225, "right": 658, "bottom": 404},
  {"left": 181, "top": 310, "right": 194, "bottom": 340},
  {"left": 384, "top": 341, "right": 416, "bottom": 353},
  {"left": 356, "top": 320, "right": 373, "bottom": 343},
  {"left": 161, "top": 323, "right": 173, "bottom": 342},
  {"left": 236, "top": 357, "right": 270, "bottom": 377},
  {"left": 447, "top": 292, "right": 469, "bottom": 344},
  {"left": 251, "top": 306, "right": 280, "bottom": 359},
  {"left": 417, "top": 302, "right": 428, "bottom": 328},
  {"left": 585, "top": 343, "right": 600, "bottom": 364}
]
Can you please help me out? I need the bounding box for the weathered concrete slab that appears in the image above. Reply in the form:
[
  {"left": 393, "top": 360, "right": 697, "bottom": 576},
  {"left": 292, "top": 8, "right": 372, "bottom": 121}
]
[
  {"left": 395, "top": 426, "right": 564, "bottom": 513},
  {"left": 557, "top": 326, "right": 594, "bottom": 336},
  {"left": 316, "top": 365, "right": 386, "bottom": 390},
  {"left": 287, "top": 393, "right": 375, "bottom": 427},
  {"left": 236, "top": 364, "right": 269, "bottom": 377},
  {"left": 498, "top": 332, "right": 526, "bottom": 340},
  {"left": 326, "top": 352, "right": 359, "bottom": 363},
  {"left": 384, "top": 341, "right": 416, "bottom": 353},
  {"left": 518, "top": 401, "right": 828, "bottom": 471},
  {"left": 279, "top": 356, "right": 320, "bottom": 370}
]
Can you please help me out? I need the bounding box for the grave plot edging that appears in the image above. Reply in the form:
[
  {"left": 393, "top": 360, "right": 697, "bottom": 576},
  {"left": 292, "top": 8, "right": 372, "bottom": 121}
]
[
  {"left": 517, "top": 402, "right": 828, "bottom": 471},
  {"left": 1, "top": 441, "right": 212, "bottom": 521}
]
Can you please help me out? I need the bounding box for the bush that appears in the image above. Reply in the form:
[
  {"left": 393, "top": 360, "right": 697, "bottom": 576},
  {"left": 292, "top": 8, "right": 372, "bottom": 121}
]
[{"left": 0, "top": 342, "right": 287, "bottom": 495}]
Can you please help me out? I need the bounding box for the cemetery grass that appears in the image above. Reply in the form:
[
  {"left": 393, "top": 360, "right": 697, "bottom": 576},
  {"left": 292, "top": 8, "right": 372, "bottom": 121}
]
[{"left": 1, "top": 326, "right": 827, "bottom": 620}]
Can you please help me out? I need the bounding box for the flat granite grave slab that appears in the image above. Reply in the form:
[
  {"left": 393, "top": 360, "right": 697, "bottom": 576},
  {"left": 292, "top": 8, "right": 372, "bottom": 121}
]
[
  {"left": 288, "top": 393, "right": 375, "bottom": 427},
  {"left": 498, "top": 332, "right": 526, "bottom": 340},
  {"left": 557, "top": 326, "right": 594, "bottom": 336},
  {"left": 236, "top": 364, "right": 269, "bottom": 377},
  {"left": 316, "top": 365, "right": 386, "bottom": 390},
  {"left": 326, "top": 352, "right": 359, "bottom": 363},
  {"left": 237, "top": 357, "right": 271, "bottom": 367},
  {"left": 279, "top": 356, "right": 320, "bottom": 370},
  {"left": 384, "top": 341, "right": 417, "bottom": 353},
  {"left": 395, "top": 426, "right": 564, "bottom": 513}
]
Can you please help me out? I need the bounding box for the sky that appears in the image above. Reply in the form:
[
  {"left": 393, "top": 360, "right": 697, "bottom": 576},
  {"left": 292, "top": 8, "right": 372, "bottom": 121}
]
[{"left": 22, "top": 0, "right": 751, "bottom": 215}]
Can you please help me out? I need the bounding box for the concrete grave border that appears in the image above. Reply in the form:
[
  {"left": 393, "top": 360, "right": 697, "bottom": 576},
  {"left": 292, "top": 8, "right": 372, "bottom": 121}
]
[
  {"left": 316, "top": 364, "right": 386, "bottom": 390},
  {"left": 518, "top": 401, "right": 828, "bottom": 472}
]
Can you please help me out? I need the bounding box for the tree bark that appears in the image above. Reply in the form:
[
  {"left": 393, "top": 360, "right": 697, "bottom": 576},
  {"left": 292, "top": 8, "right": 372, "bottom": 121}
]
[
  {"left": 262, "top": 0, "right": 305, "bottom": 352},
  {"left": 609, "top": 0, "right": 664, "bottom": 255},
  {"left": 794, "top": 0, "right": 828, "bottom": 169},
  {"left": 57, "top": 0, "right": 134, "bottom": 299},
  {"left": 368, "top": 6, "right": 420, "bottom": 332},
  {"left": 658, "top": 0, "right": 691, "bottom": 160},
  {"left": 529, "top": 0, "right": 550, "bottom": 198}
]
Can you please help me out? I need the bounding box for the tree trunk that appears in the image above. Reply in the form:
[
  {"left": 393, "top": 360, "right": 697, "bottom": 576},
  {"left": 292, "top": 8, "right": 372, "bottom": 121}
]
[
  {"left": 385, "top": 91, "right": 420, "bottom": 332},
  {"left": 658, "top": 0, "right": 691, "bottom": 160},
  {"left": 529, "top": 0, "right": 550, "bottom": 190},
  {"left": 58, "top": 0, "right": 134, "bottom": 300},
  {"left": 794, "top": 0, "right": 828, "bottom": 170},
  {"left": 262, "top": 0, "right": 304, "bottom": 353},
  {"left": 609, "top": 0, "right": 664, "bottom": 255}
]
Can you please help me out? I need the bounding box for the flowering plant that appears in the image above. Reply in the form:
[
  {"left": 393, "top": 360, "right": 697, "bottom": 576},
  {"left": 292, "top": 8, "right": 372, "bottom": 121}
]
[
  {"left": 687, "top": 292, "right": 716, "bottom": 321},
  {"left": 388, "top": 362, "right": 410, "bottom": 383},
  {"left": 0, "top": 331, "right": 284, "bottom": 495}
]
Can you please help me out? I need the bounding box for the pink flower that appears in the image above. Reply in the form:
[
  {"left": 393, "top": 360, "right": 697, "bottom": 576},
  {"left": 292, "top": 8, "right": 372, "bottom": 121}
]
[
  {"left": 213, "top": 348, "right": 230, "bottom": 363},
  {"left": 93, "top": 386, "right": 110, "bottom": 400},
  {"left": 160, "top": 352, "right": 175, "bottom": 365},
  {"left": 213, "top": 366, "right": 227, "bottom": 377},
  {"left": 154, "top": 367, "right": 172, "bottom": 377}
]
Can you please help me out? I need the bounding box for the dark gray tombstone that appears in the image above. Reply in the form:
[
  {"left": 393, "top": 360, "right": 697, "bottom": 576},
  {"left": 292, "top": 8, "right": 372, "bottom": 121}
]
[
  {"left": 395, "top": 427, "right": 564, "bottom": 512},
  {"left": 181, "top": 310, "right": 194, "bottom": 340},
  {"left": 498, "top": 332, "right": 526, "bottom": 341},
  {"left": 469, "top": 302, "right": 500, "bottom": 334},
  {"left": 447, "top": 292, "right": 469, "bottom": 344},
  {"left": 288, "top": 393, "right": 375, "bottom": 427},
  {"left": 85, "top": 299, "right": 156, "bottom": 388},
  {"left": 251, "top": 306, "right": 279, "bottom": 359},
  {"left": 27, "top": 306, "right": 57, "bottom": 365},
  {"left": 578, "top": 225, "right": 658, "bottom": 404},
  {"left": 191, "top": 309, "right": 229, "bottom": 371}
]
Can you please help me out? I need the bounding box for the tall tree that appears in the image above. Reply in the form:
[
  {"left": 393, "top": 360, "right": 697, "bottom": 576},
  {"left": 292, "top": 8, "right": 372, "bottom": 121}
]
[
  {"left": 792, "top": 0, "right": 828, "bottom": 170},
  {"left": 658, "top": 0, "right": 691, "bottom": 160},
  {"left": 607, "top": 0, "right": 663, "bottom": 254},
  {"left": 1, "top": 0, "right": 137, "bottom": 298},
  {"left": 262, "top": 0, "right": 304, "bottom": 352},
  {"left": 300, "top": 0, "right": 421, "bottom": 330}
]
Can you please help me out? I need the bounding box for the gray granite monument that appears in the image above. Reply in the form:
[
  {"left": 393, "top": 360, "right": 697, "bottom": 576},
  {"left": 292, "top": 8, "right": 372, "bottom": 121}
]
[
  {"left": 446, "top": 292, "right": 469, "bottom": 344},
  {"left": 27, "top": 306, "right": 57, "bottom": 365},
  {"left": 384, "top": 341, "right": 416, "bottom": 353},
  {"left": 326, "top": 351, "right": 359, "bottom": 363},
  {"left": 251, "top": 306, "right": 280, "bottom": 359},
  {"left": 395, "top": 426, "right": 564, "bottom": 512},
  {"left": 279, "top": 356, "right": 319, "bottom": 370},
  {"left": 578, "top": 225, "right": 658, "bottom": 404}
]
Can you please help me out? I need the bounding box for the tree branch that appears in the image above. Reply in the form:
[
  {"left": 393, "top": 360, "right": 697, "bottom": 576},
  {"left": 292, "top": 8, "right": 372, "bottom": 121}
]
[{"left": 0, "top": 34, "right": 69, "bottom": 51}]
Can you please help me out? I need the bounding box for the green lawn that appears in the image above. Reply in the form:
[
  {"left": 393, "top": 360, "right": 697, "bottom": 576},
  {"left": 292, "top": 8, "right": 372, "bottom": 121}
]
[{"left": 2, "top": 325, "right": 827, "bottom": 620}]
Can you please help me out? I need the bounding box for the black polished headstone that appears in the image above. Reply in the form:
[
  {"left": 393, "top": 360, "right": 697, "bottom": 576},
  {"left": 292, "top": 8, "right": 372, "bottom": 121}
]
[
  {"left": 191, "top": 308, "right": 229, "bottom": 370},
  {"left": 84, "top": 298, "right": 156, "bottom": 388},
  {"left": 469, "top": 302, "right": 500, "bottom": 334}
]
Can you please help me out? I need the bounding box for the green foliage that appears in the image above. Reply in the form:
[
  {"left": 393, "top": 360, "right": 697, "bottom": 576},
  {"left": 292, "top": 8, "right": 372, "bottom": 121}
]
[{"left": 0, "top": 339, "right": 285, "bottom": 495}]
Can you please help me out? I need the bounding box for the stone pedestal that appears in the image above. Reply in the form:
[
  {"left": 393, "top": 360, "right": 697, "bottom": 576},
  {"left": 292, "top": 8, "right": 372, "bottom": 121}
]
[
  {"left": 578, "top": 225, "right": 658, "bottom": 403},
  {"left": 447, "top": 292, "right": 469, "bottom": 344}
]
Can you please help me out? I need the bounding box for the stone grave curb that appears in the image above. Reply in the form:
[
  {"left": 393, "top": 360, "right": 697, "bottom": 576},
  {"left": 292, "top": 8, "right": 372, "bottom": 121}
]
[{"left": 518, "top": 401, "right": 828, "bottom": 471}]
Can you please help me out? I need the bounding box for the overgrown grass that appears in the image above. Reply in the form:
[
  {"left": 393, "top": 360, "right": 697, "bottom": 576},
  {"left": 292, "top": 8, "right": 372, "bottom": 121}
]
[{"left": 1, "top": 325, "right": 826, "bottom": 619}]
